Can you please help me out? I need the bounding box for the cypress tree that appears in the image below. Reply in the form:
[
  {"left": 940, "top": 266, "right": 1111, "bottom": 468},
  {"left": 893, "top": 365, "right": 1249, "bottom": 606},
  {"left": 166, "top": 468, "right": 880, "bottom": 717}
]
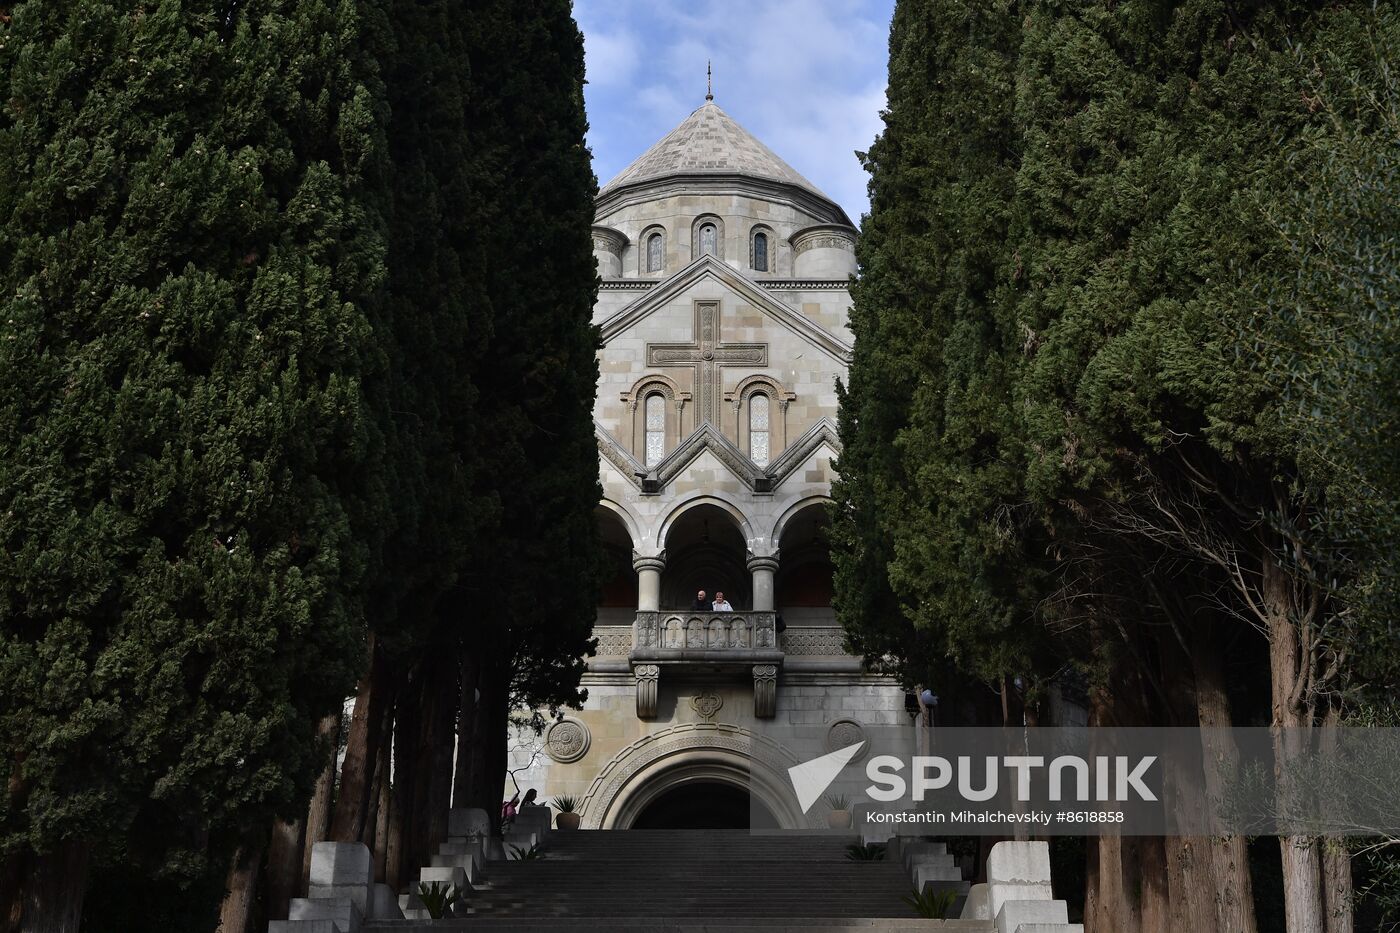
[
  {"left": 832, "top": 0, "right": 1037, "bottom": 712},
  {"left": 0, "top": 1, "right": 388, "bottom": 927},
  {"left": 837, "top": 0, "right": 1398, "bottom": 927},
  {"left": 450, "top": 0, "right": 603, "bottom": 822}
]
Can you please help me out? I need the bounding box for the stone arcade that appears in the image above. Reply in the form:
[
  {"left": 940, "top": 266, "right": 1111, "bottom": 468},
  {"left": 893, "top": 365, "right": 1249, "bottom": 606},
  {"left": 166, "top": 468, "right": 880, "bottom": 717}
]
[{"left": 512, "top": 95, "right": 907, "bottom": 830}]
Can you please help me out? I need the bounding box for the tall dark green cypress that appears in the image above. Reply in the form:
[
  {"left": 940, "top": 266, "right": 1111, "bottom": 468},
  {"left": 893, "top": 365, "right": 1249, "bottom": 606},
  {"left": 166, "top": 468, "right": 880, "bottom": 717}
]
[
  {"left": 832, "top": 0, "right": 1036, "bottom": 708},
  {"left": 0, "top": 1, "right": 388, "bottom": 926},
  {"left": 838, "top": 0, "right": 1400, "bottom": 926},
  {"left": 453, "top": 0, "right": 603, "bottom": 816}
]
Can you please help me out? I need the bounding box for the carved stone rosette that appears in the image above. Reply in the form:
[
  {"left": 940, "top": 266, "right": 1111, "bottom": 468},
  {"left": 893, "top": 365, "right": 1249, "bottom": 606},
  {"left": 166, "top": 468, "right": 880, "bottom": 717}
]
[
  {"left": 753, "top": 664, "right": 778, "bottom": 719},
  {"left": 545, "top": 718, "right": 592, "bottom": 763},
  {"left": 635, "top": 663, "right": 661, "bottom": 720},
  {"left": 825, "top": 719, "right": 868, "bottom": 760}
]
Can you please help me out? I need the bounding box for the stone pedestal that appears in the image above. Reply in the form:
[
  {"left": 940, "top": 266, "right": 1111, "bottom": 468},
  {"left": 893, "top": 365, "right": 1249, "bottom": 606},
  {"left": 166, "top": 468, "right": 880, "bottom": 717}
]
[{"left": 447, "top": 807, "right": 491, "bottom": 840}]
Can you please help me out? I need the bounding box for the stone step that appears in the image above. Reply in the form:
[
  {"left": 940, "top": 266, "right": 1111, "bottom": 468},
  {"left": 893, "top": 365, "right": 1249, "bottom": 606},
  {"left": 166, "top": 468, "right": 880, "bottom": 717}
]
[{"left": 364, "top": 913, "right": 996, "bottom": 924}]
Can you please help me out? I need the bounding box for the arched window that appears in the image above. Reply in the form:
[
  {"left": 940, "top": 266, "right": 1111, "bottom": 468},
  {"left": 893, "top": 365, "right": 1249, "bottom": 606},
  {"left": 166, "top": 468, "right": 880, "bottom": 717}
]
[
  {"left": 646, "top": 233, "right": 665, "bottom": 273},
  {"left": 644, "top": 393, "right": 666, "bottom": 466},
  {"left": 749, "top": 393, "right": 770, "bottom": 466},
  {"left": 699, "top": 223, "right": 718, "bottom": 257},
  {"left": 752, "top": 231, "right": 769, "bottom": 272}
]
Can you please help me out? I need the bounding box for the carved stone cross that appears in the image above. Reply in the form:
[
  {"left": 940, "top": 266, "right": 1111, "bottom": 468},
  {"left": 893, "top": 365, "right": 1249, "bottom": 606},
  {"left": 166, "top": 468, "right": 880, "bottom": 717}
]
[{"left": 647, "top": 301, "right": 767, "bottom": 426}]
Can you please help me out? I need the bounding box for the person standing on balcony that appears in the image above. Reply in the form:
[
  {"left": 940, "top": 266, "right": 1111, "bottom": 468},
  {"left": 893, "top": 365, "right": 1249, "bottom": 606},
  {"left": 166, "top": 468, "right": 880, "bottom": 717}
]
[
  {"left": 692, "top": 589, "right": 712, "bottom": 610},
  {"left": 711, "top": 592, "right": 733, "bottom": 612}
]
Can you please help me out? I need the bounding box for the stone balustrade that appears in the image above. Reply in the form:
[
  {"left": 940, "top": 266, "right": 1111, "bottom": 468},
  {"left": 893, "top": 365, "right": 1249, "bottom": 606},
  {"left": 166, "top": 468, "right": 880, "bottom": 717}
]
[
  {"left": 629, "top": 611, "right": 783, "bottom": 720},
  {"left": 631, "top": 610, "right": 780, "bottom": 655}
]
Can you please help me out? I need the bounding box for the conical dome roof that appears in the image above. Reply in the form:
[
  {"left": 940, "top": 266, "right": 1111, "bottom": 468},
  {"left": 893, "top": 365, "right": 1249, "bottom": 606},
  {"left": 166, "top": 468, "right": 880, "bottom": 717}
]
[{"left": 600, "top": 101, "right": 834, "bottom": 203}]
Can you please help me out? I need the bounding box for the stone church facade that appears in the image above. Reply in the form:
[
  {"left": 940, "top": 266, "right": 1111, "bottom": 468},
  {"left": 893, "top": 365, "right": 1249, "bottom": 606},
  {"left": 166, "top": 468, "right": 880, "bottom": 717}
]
[{"left": 515, "top": 97, "right": 906, "bottom": 829}]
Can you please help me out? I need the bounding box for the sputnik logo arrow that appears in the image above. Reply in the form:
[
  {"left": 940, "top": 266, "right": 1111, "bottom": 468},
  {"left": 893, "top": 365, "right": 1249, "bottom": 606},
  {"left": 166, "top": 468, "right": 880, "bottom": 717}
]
[{"left": 788, "top": 741, "right": 865, "bottom": 814}]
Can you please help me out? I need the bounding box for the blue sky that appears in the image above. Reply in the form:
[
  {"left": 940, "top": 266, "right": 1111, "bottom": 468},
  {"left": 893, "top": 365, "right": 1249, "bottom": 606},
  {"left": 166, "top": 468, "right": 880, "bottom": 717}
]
[{"left": 573, "top": 0, "right": 896, "bottom": 222}]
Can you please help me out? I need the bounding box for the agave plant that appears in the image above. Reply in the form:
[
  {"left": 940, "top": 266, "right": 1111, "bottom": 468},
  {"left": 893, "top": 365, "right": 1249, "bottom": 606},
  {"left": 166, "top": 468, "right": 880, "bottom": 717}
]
[
  {"left": 824, "top": 793, "right": 851, "bottom": 811},
  {"left": 552, "top": 794, "right": 579, "bottom": 813},
  {"left": 416, "top": 880, "right": 461, "bottom": 920},
  {"left": 902, "top": 886, "right": 959, "bottom": 920},
  {"left": 510, "top": 842, "right": 544, "bottom": 861},
  {"left": 845, "top": 842, "right": 886, "bottom": 861}
]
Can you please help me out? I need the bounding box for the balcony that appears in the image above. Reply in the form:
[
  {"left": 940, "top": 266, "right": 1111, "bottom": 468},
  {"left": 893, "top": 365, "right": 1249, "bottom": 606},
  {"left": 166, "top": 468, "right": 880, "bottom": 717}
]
[
  {"left": 631, "top": 611, "right": 781, "bottom": 659},
  {"left": 629, "top": 611, "right": 783, "bottom": 720}
]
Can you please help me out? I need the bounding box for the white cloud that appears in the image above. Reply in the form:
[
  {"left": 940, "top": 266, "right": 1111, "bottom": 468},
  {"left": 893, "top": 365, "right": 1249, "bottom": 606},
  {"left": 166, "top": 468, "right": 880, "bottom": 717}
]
[
  {"left": 575, "top": 0, "right": 893, "bottom": 219},
  {"left": 582, "top": 27, "right": 641, "bottom": 90}
]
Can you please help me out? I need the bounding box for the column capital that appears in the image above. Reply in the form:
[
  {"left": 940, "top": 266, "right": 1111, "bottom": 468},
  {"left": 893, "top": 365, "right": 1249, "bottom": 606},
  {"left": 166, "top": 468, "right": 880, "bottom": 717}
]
[
  {"left": 745, "top": 550, "right": 780, "bottom": 574},
  {"left": 632, "top": 550, "right": 667, "bottom": 574}
]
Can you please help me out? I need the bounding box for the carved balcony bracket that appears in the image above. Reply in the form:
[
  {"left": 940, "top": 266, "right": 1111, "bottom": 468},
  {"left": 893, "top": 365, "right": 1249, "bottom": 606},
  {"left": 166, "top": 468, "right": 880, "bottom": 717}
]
[
  {"left": 753, "top": 663, "right": 778, "bottom": 719},
  {"left": 635, "top": 663, "right": 660, "bottom": 720}
]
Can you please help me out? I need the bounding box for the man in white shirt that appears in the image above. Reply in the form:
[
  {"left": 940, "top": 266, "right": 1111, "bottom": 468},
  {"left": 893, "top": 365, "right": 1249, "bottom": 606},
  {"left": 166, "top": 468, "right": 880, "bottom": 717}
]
[{"left": 711, "top": 592, "right": 733, "bottom": 612}]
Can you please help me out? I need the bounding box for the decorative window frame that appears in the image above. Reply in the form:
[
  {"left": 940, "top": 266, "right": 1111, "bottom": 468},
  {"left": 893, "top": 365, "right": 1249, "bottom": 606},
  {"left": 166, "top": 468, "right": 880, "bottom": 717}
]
[
  {"left": 691, "top": 214, "right": 725, "bottom": 263},
  {"left": 621, "top": 374, "right": 691, "bottom": 465},
  {"left": 749, "top": 224, "right": 776, "bottom": 274},
  {"left": 725, "top": 374, "right": 795, "bottom": 465},
  {"left": 640, "top": 225, "right": 667, "bottom": 275}
]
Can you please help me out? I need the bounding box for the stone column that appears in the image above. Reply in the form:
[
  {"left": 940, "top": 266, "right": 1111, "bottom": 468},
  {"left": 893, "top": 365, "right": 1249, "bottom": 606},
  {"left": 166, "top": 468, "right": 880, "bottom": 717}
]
[
  {"left": 747, "top": 553, "right": 779, "bottom": 612},
  {"left": 633, "top": 553, "right": 666, "bottom": 612}
]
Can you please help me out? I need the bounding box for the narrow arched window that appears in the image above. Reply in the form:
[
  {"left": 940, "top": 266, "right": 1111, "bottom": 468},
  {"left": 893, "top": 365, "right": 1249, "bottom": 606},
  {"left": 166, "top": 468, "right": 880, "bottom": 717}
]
[
  {"left": 699, "top": 223, "right": 717, "bottom": 257},
  {"left": 645, "top": 393, "right": 666, "bottom": 466},
  {"left": 647, "top": 233, "right": 664, "bottom": 273},
  {"left": 749, "top": 393, "right": 770, "bottom": 466},
  {"left": 753, "top": 232, "right": 769, "bottom": 272}
]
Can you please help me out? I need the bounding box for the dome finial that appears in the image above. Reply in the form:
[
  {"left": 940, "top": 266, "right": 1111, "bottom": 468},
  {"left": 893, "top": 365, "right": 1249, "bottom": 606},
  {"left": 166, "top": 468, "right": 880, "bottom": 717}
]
[{"left": 706, "top": 61, "right": 714, "bottom": 102}]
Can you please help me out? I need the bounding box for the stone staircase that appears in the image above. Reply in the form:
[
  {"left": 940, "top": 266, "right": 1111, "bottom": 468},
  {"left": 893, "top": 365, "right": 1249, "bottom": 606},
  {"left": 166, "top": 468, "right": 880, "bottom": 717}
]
[
  {"left": 272, "top": 808, "right": 1082, "bottom": 933},
  {"left": 371, "top": 828, "right": 955, "bottom": 930}
]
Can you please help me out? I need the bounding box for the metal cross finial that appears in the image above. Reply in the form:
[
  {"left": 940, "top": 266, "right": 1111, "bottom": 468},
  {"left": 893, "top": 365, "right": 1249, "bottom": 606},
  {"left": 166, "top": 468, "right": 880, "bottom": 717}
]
[{"left": 706, "top": 61, "right": 713, "bottom": 101}]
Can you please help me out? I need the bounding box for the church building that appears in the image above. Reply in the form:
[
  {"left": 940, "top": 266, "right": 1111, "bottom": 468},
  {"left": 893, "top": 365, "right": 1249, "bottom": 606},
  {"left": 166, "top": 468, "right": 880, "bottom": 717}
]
[{"left": 517, "top": 94, "right": 907, "bottom": 829}]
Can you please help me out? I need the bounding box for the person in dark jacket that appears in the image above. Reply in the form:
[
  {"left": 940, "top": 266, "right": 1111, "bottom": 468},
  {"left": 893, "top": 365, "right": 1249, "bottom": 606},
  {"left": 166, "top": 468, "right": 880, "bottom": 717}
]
[{"left": 692, "top": 589, "right": 712, "bottom": 610}]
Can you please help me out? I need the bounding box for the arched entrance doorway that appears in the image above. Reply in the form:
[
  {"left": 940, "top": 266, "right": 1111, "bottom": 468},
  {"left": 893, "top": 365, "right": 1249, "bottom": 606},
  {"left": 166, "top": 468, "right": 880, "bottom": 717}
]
[
  {"left": 629, "top": 780, "right": 779, "bottom": 829},
  {"left": 580, "top": 723, "right": 806, "bottom": 829}
]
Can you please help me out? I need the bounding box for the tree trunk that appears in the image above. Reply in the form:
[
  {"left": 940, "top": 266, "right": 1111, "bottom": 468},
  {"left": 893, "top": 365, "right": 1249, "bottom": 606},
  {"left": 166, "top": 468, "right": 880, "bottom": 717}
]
[
  {"left": 14, "top": 839, "right": 91, "bottom": 933},
  {"left": 263, "top": 818, "right": 303, "bottom": 922},
  {"left": 1156, "top": 627, "right": 1219, "bottom": 933},
  {"left": 1318, "top": 709, "right": 1353, "bottom": 933},
  {"left": 373, "top": 751, "right": 391, "bottom": 884},
  {"left": 217, "top": 844, "right": 262, "bottom": 933},
  {"left": 1321, "top": 837, "right": 1353, "bottom": 933},
  {"left": 404, "top": 652, "right": 458, "bottom": 874},
  {"left": 1191, "top": 624, "right": 1257, "bottom": 933},
  {"left": 1135, "top": 835, "right": 1170, "bottom": 933},
  {"left": 1263, "top": 557, "right": 1326, "bottom": 933},
  {"left": 331, "top": 635, "right": 390, "bottom": 844},
  {"left": 457, "top": 656, "right": 510, "bottom": 834},
  {"left": 2, "top": 849, "right": 22, "bottom": 933},
  {"left": 385, "top": 765, "right": 406, "bottom": 893},
  {"left": 425, "top": 653, "right": 458, "bottom": 860},
  {"left": 301, "top": 712, "right": 340, "bottom": 894},
  {"left": 451, "top": 651, "right": 481, "bottom": 810},
  {"left": 1087, "top": 835, "right": 1141, "bottom": 933},
  {"left": 390, "top": 673, "right": 421, "bottom": 888}
]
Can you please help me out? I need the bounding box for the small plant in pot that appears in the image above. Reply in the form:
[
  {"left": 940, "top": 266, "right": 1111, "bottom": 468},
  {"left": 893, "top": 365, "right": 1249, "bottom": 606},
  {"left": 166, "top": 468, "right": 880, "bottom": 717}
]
[
  {"left": 825, "top": 793, "right": 853, "bottom": 829},
  {"left": 553, "top": 794, "right": 582, "bottom": 830}
]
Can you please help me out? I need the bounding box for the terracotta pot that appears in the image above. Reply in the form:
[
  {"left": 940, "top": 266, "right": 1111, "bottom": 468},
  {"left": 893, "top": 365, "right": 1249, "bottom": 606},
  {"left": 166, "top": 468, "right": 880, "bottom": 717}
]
[
  {"left": 827, "top": 810, "right": 852, "bottom": 830},
  {"left": 556, "top": 811, "right": 581, "bottom": 830}
]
